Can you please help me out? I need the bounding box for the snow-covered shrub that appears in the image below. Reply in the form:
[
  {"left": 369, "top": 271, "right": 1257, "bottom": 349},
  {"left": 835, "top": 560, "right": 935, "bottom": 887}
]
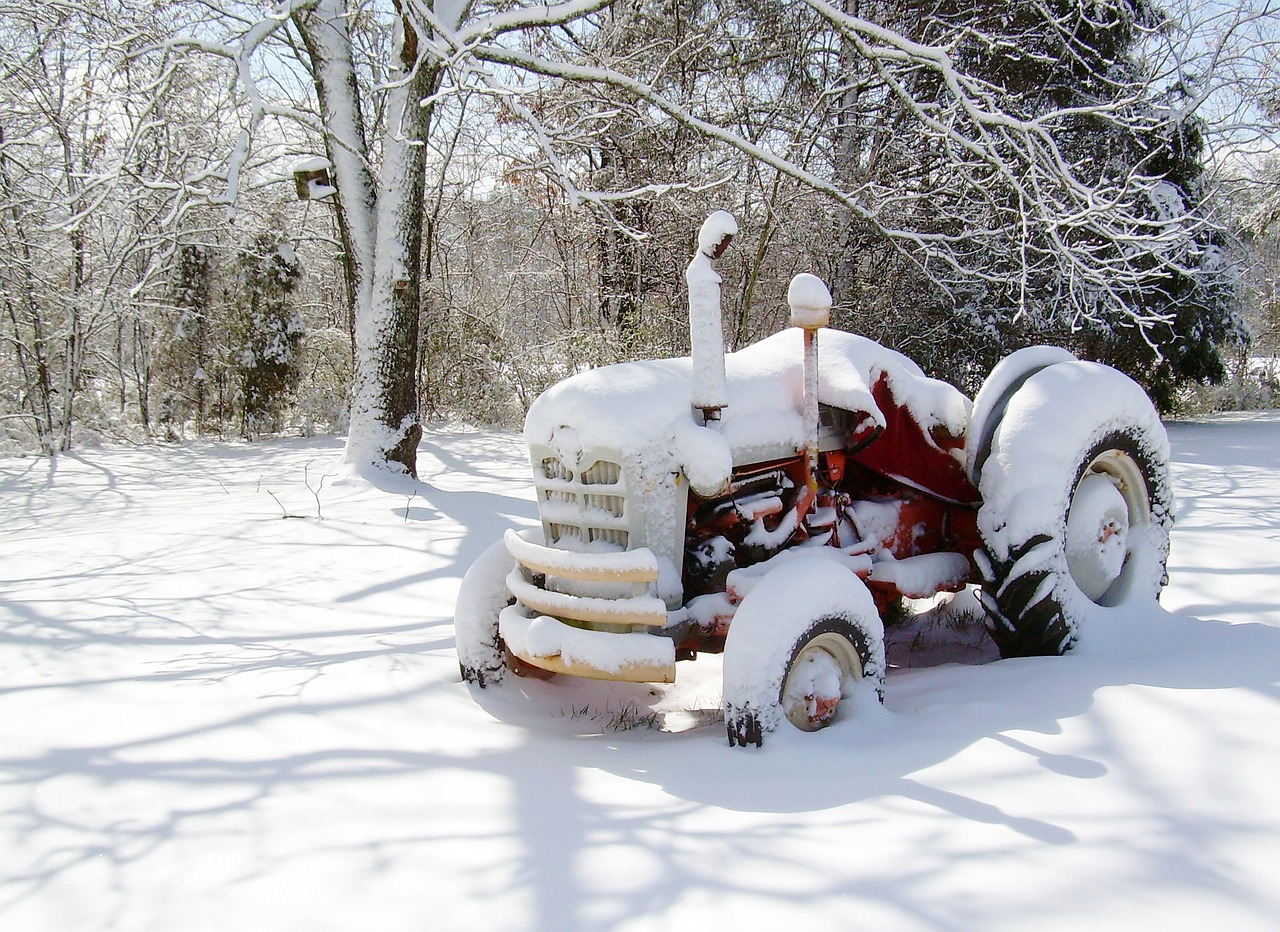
[
  {"left": 0, "top": 420, "right": 33, "bottom": 457},
  {"left": 233, "top": 236, "right": 305, "bottom": 436},
  {"left": 293, "top": 327, "right": 352, "bottom": 436},
  {"left": 1178, "top": 353, "right": 1278, "bottom": 414}
]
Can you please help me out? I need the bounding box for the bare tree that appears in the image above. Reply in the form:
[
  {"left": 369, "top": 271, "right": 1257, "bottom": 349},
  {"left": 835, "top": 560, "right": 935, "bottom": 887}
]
[
  {"left": 163, "top": 0, "right": 1279, "bottom": 473},
  {"left": 174, "top": 1, "right": 624, "bottom": 476},
  {"left": 0, "top": 1, "right": 223, "bottom": 451}
]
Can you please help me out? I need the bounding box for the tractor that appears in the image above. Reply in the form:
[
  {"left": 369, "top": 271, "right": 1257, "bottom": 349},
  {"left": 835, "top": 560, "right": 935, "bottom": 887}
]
[{"left": 455, "top": 212, "right": 1173, "bottom": 747}]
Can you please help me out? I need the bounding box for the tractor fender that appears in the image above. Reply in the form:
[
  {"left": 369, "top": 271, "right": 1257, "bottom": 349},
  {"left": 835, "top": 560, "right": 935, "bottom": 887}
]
[{"left": 965, "top": 346, "right": 1078, "bottom": 486}]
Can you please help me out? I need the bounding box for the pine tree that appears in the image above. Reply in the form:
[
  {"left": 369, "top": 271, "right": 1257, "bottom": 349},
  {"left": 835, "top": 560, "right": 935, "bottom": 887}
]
[
  {"left": 233, "top": 235, "right": 305, "bottom": 437},
  {"left": 824, "top": 0, "right": 1243, "bottom": 406},
  {"left": 157, "top": 244, "right": 215, "bottom": 436}
]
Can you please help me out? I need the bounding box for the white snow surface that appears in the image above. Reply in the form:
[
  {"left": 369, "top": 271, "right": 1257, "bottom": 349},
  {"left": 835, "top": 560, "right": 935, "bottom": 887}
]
[
  {"left": 3, "top": 413, "right": 1280, "bottom": 930},
  {"left": 787, "top": 272, "right": 832, "bottom": 329},
  {"left": 867, "top": 551, "right": 972, "bottom": 599},
  {"left": 504, "top": 527, "right": 659, "bottom": 579},
  {"left": 292, "top": 156, "right": 332, "bottom": 173},
  {"left": 524, "top": 327, "right": 971, "bottom": 495},
  {"left": 964, "top": 344, "right": 1077, "bottom": 484},
  {"left": 500, "top": 607, "right": 676, "bottom": 674},
  {"left": 695, "top": 209, "right": 738, "bottom": 257}
]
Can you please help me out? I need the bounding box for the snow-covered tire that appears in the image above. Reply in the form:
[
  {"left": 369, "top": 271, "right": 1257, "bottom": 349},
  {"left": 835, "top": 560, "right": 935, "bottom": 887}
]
[
  {"left": 722, "top": 558, "right": 885, "bottom": 748},
  {"left": 965, "top": 345, "right": 1078, "bottom": 486},
  {"left": 975, "top": 361, "right": 1173, "bottom": 657},
  {"left": 455, "top": 536, "right": 520, "bottom": 687}
]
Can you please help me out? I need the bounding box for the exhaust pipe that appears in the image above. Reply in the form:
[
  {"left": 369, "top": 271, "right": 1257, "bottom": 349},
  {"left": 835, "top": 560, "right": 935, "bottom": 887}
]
[{"left": 687, "top": 211, "right": 737, "bottom": 427}]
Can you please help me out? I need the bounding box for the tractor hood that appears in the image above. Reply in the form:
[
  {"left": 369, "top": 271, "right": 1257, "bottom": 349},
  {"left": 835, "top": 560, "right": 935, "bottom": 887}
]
[{"left": 524, "top": 328, "right": 972, "bottom": 498}]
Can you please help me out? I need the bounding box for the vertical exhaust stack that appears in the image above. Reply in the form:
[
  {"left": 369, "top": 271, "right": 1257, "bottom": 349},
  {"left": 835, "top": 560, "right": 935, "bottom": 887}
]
[
  {"left": 687, "top": 211, "right": 737, "bottom": 427},
  {"left": 788, "top": 273, "right": 832, "bottom": 502}
]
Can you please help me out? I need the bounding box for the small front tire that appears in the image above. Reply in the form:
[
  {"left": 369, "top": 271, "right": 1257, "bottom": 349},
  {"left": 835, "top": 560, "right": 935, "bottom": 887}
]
[
  {"left": 722, "top": 557, "right": 885, "bottom": 747},
  {"left": 780, "top": 620, "right": 873, "bottom": 733}
]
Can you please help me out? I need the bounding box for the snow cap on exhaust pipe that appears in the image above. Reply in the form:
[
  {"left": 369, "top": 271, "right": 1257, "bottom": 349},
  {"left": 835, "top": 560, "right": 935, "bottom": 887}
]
[
  {"left": 788, "top": 273, "right": 831, "bottom": 330},
  {"left": 687, "top": 210, "right": 737, "bottom": 424}
]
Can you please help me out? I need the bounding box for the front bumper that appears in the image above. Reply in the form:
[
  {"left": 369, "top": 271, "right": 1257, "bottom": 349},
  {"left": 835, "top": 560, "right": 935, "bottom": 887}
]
[{"left": 500, "top": 528, "right": 677, "bottom": 682}]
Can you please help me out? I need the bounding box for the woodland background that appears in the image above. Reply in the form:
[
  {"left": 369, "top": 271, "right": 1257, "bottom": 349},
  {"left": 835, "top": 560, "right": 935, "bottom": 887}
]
[{"left": 4, "top": 0, "right": 1280, "bottom": 465}]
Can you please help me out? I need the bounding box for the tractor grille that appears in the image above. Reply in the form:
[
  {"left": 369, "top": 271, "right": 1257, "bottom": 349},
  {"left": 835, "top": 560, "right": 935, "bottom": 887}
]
[{"left": 537, "top": 455, "right": 629, "bottom": 549}]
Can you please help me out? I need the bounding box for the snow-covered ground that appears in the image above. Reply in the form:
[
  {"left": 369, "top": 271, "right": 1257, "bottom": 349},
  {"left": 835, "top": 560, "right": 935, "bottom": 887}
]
[{"left": 2, "top": 413, "right": 1279, "bottom": 931}]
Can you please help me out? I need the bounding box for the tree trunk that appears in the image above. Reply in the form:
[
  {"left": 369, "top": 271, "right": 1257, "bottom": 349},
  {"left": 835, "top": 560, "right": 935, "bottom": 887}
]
[
  {"left": 344, "top": 8, "right": 443, "bottom": 476},
  {"left": 294, "top": 2, "right": 374, "bottom": 363},
  {"left": 0, "top": 124, "right": 58, "bottom": 452},
  {"left": 830, "top": 0, "right": 865, "bottom": 325},
  {"left": 296, "top": 0, "right": 444, "bottom": 478}
]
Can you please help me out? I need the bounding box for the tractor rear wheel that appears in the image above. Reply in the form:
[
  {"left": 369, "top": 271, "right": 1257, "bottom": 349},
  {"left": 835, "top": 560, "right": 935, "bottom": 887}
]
[{"left": 975, "top": 361, "right": 1173, "bottom": 657}]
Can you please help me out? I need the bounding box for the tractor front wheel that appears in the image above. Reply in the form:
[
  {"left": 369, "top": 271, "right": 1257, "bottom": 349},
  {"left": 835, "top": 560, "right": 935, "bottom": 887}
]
[
  {"left": 780, "top": 620, "right": 872, "bottom": 732},
  {"left": 722, "top": 557, "right": 885, "bottom": 747}
]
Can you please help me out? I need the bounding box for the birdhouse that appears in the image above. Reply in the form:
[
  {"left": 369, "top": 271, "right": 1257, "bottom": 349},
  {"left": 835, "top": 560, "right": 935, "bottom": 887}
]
[{"left": 292, "top": 157, "right": 335, "bottom": 200}]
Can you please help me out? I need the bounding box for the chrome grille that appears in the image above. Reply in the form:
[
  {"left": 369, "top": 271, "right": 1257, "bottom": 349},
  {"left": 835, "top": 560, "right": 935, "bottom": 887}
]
[
  {"left": 588, "top": 527, "right": 628, "bottom": 548},
  {"left": 535, "top": 454, "right": 628, "bottom": 549},
  {"left": 542, "top": 457, "right": 572, "bottom": 482},
  {"left": 581, "top": 460, "right": 621, "bottom": 486},
  {"left": 548, "top": 522, "right": 581, "bottom": 544},
  {"left": 584, "top": 492, "right": 625, "bottom": 517}
]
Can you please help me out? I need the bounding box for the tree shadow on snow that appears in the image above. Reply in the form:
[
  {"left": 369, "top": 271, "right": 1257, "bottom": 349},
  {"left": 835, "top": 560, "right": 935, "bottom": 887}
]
[
  {"left": 3, "top": 602, "right": 1275, "bottom": 930},
  {"left": 462, "top": 600, "right": 1280, "bottom": 815},
  {"left": 450, "top": 603, "right": 1280, "bottom": 927},
  {"left": 5, "top": 423, "right": 1280, "bottom": 928}
]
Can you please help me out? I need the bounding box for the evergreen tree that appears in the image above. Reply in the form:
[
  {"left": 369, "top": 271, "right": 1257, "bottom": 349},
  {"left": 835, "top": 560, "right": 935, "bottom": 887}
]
[
  {"left": 824, "top": 0, "right": 1243, "bottom": 406},
  {"left": 158, "top": 244, "right": 215, "bottom": 434},
  {"left": 234, "top": 234, "right": 305, "bottom": 436}
]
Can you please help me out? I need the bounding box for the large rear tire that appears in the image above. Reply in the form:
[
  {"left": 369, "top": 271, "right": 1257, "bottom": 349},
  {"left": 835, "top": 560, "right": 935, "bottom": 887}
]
[
  {"left": 975, "top": 361, "right": 1173, "bottom": 657},
  {"left": 965, "top": 345, "right": 1077, "bottom": 486},
  {"left": 723, "top": 557, "right": 885, "bottom": 747}
]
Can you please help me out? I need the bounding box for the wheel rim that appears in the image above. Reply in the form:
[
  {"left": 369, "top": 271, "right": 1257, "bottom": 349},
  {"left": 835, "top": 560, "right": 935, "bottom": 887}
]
[
  {"left": 1065, "top": 449, "right": 1150, "bottom": 603},
  {"left": 781, "top": 632, "right": 863, "bottom": 731}
]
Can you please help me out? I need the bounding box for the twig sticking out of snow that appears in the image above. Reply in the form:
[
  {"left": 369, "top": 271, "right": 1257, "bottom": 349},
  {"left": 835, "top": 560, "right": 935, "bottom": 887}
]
[
  {"left": 264, "top": 487, "right": 303, "bottom": 519},
  {"left": 304, "top": 462, "right": 327, "bottom": 520}
]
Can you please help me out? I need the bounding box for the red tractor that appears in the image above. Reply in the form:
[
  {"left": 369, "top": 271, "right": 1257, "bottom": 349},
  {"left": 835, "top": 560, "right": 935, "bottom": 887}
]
[{"left": 456, "top": 212, "right": 1172, "bottom": 747}]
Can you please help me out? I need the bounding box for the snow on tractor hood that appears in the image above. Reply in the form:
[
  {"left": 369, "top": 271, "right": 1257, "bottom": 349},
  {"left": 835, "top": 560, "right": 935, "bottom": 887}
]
[{"left": 524, "top": 327, "right": 972, "bottom": 497}]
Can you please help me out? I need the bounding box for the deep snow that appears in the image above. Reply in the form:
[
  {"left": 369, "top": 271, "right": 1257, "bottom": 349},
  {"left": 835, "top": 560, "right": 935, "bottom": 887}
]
[{"left": 2, "top": 413, "right": 1280, "bottom": 930}]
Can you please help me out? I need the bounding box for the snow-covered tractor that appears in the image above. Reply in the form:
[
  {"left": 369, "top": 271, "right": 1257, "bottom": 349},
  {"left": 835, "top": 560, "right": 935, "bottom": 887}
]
[{"left": 455, "top": 212, "right": 1173, "bottom": 747}]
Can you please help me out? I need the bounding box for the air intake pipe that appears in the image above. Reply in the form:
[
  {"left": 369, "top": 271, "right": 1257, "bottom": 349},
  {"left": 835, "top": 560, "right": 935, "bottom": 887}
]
[{"left": 788, "top": 273, "right": 832, "bottom": 503}]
